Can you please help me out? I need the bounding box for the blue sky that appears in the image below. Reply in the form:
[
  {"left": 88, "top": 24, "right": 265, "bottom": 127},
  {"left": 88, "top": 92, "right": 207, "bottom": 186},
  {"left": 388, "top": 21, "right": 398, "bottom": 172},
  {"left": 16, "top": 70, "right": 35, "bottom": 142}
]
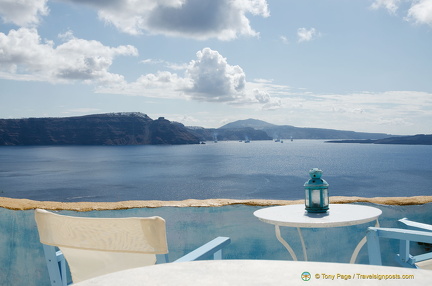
[{"left": 1, "top": 0, "right": 431, "bottom": 135}]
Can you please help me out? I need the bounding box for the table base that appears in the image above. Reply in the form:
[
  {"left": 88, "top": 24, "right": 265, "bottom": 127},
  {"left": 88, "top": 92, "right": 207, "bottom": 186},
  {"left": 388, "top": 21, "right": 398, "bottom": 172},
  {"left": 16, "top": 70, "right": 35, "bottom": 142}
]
[{"left": 274, "top": 219, "right": 380, "bottom": 263}]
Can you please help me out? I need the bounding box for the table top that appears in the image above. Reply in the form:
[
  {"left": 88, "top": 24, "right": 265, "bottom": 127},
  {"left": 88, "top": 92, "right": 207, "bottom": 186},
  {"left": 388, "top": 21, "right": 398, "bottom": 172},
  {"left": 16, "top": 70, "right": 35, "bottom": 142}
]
[
  {"left": 254, "top": 204, "right": 382, "bottom": 228},
  {"left": 74, "top": 260, "right": 430, "bottom": 285}
]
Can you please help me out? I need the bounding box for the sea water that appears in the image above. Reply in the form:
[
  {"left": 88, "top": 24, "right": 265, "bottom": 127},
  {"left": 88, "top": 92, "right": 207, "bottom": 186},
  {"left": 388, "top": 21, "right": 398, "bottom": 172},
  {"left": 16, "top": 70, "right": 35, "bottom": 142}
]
[{"left": 0, "top": 140, "right": 431, "bottom": 202}]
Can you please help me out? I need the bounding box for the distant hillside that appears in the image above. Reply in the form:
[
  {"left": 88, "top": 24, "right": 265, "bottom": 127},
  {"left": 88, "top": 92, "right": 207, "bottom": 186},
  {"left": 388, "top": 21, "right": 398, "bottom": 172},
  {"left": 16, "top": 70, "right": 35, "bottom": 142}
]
[
  {"left": 220, "top": 119, "right": 277, "bottom": 129},
  {"left": 218, "top": 119, "right": 394, "bottom": 140},
  {"left": 374, "top": 134, "right": 432, "bottom": 145},
  {"left": 0, "top": 113, "right": 200, "bottom": 145},
  {"left": 188, "top": 127, "right": 272, "bottom": 142},
  {"left": 1, "top": 114, "right": 403, "bottom": 145},
  {"left": 327, "top": 134, "right": 432, "bottom": 145}
]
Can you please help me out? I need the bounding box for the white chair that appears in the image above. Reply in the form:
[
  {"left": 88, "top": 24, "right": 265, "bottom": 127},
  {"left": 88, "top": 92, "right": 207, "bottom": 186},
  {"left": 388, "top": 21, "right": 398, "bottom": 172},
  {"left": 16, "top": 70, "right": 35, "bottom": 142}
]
[
  {"left": 35, "top": 209, "right": 230, "bottom": 285},
  {"left": 367, "top": 218, "right": 432, "bottom": 270}
]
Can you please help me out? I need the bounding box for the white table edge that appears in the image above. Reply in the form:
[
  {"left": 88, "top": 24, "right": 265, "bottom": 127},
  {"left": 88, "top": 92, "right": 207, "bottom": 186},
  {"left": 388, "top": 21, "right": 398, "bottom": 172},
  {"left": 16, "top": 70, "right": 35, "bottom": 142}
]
[{"left": 253, "top": 204, "right": 382, "bottom": 228}]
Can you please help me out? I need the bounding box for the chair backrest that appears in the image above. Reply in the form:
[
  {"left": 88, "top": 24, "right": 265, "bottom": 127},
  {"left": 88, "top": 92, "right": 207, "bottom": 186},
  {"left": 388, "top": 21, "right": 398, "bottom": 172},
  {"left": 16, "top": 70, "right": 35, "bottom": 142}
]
[{"left": 35, "top": 209, "right": 168, "bottom": 283}]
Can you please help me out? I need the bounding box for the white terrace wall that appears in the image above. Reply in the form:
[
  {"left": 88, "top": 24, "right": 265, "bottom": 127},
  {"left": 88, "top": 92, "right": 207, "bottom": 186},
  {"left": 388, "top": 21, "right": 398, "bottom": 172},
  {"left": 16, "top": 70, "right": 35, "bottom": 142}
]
[{"left": 1, "top": 202, "right": 431, "bottom": 286}]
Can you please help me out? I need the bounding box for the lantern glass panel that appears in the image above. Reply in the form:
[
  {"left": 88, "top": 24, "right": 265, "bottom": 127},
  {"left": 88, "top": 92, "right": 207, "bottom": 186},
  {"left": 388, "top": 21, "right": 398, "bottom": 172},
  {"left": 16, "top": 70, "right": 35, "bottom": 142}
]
[
  {"left": 305, "top": 190, "right": 310, "bottom": 207},
  {"left": 311, "top": 189, "right": 321, "bottom": 208},
  {"left": 323, "top": 189, "right": 329, "bottom": 207}
]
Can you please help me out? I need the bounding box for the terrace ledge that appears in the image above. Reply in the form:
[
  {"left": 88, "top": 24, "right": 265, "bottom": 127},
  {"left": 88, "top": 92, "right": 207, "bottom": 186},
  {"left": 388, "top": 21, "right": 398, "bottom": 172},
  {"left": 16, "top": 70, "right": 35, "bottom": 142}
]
[{"left": 1, "top": 196, "right": 432, "bottom": 212}]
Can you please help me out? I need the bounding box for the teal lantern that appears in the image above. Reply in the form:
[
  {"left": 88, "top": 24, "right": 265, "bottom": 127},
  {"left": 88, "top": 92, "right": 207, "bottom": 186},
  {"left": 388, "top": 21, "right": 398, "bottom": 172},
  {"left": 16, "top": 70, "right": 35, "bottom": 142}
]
[{"left": 304, "top": 168, "right": 329, "bottom": 213}]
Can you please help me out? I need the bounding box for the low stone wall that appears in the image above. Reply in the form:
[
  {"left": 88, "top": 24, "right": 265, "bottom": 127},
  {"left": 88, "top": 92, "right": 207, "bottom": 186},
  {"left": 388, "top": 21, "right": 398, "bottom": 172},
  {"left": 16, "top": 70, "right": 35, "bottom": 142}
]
[
  {"left": 1, "top": 196, "right": 431, "bottom": 286},
  {"left": 1, "top": 195, "right": 431, "bottom": 211}
]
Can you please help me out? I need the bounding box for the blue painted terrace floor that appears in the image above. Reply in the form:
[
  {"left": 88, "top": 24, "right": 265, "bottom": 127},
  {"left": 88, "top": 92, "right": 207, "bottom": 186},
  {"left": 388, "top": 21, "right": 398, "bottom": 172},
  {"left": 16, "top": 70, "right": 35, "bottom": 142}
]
[{"left": 1, "top": 200, "right": 431, "bottom": 286}]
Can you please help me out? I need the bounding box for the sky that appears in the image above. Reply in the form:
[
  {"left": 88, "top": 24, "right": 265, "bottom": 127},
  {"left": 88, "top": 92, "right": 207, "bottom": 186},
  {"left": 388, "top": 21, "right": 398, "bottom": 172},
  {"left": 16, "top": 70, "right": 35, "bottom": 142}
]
[{"left": 0, "top": 0, "right": 431, "bottom": 135}]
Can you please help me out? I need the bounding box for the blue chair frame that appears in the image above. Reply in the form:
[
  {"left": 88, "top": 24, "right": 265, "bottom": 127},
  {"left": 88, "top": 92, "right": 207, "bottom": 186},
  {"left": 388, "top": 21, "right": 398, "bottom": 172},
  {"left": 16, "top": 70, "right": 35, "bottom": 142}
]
[{"left": 367, "top": 218, "right": 432, "bottom": 268}]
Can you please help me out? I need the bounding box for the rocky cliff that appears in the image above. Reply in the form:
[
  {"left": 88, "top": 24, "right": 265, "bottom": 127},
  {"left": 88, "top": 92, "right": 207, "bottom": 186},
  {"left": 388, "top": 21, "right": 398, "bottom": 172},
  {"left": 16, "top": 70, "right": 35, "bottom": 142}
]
[{"left": 0, "top": 113, "right": 200, "bottom": 145}]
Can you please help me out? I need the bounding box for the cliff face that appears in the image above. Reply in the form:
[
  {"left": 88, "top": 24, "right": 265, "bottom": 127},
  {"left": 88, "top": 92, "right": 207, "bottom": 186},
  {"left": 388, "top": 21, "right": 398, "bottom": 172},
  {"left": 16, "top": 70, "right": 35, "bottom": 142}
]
[{"left": 0, "top": 113, "right": 200, "bottom": 145}]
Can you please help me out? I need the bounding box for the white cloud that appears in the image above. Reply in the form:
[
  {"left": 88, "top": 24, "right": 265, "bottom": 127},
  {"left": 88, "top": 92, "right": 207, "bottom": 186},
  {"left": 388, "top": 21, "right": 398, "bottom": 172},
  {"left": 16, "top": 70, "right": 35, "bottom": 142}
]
[
  {"left": 297, "top": 27, "right": 319, "bottom": 42},
  {"left": 371, "top": 0, "right": 432, "bottom": 27},
  {"left": 0, "top": 0, "right": 49, "bottom": 27},
  {"left": 99, "top": 47, "right": 280, "bottom": 109},
  {"left": 279, "top": 35, "right": 289, "bottom": 45},
  {"left": 318, "top": 91, "right": 432, "bottom": 125},
  {"left": 182, "top": 48, "right": 279, "bottom": 108},
  {"left": 252, "top": 89, "right": 282, "bottom": 110},
  {"left": 133, "top": 71, "right": 190, "bottom": 92},
  {"left": 61, "top": 0, "right": 269, "bottom": 40},
  {"left": 141, "top": 58, "right": 188, "bottom": 70},
  {"left": 407, "top": 0, "right": 432, "bottom": 26},
  {"left": 267, "top": 90, "right": 432, "bottom": 134},
  {"left": 370, "top": 0, "right": 401, "bottom": 14},
  {"left": 0, "top": 28, "right": 138, "bottom": 84},
  {"left": 97, "top": 69, "right": 192, "bottom": 99},
  {"left": 253, "top": 78, "right": 274, "bottom": 84},
  {"left": 184, "top": 48, "right": 246, "bottom": 101},
  {"left": 253, "top": 89, "right": 270, "bottom": 103},
  {"left": 376, "top": 117, "right": 412, "bottom": 127},
  {"left": 141, "top": 58, "right": 165, "bottom": 65},
  {"left": 0, "top": 30, "right": 279, "bottom": 107}
]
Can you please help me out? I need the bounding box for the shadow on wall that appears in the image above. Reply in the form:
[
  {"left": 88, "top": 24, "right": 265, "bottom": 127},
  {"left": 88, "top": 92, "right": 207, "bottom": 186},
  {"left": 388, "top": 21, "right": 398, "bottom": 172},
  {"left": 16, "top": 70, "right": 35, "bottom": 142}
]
[{"left": 1, "top": 202, "right": 431, "bottom": 286}]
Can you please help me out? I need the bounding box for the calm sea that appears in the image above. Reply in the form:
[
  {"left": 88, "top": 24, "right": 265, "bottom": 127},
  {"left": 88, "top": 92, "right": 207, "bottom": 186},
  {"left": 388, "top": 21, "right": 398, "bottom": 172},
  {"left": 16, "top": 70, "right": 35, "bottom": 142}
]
[{"left": 0, "top": 140, "right": 431, "bottom": 202}]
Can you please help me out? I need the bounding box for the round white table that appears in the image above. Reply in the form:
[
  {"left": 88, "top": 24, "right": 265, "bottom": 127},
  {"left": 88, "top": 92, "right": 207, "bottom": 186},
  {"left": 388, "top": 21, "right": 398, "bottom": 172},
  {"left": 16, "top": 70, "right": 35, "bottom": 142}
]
[
  {"left": 74, "top": 260, "right": 431, "bottom": 285},
  {"left": 254, "top": 204, "right": 382, "bottom": 263}
]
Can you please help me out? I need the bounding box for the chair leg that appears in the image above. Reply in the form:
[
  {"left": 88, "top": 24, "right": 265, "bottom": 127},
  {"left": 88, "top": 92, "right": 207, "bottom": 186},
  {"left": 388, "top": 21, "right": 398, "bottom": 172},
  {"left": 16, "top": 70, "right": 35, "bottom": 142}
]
[
  {"left": 42, "top": 244, "right": 67, "bottom": 286},
  {"left": 156, "top": 254, "right": 169, "bottom": 264},
  {"left": 366, "top": 228, "right": 382, "bottom": 265},
  {"left": 399, "top": 240, "right": 411, "bottom": 263},
  {"left": 213, "top": 249, "right": 222, "bottom": 260}
]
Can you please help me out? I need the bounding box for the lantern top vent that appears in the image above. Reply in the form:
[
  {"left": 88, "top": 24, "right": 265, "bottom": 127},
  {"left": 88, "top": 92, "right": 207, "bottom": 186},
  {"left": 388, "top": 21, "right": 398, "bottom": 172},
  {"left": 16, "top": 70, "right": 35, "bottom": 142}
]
[
  {"left": 304, "top": 168, "right": 329, "bottom": 188},
  {"left": 309, "top": 168, "right": 322, "bottom": 179}
]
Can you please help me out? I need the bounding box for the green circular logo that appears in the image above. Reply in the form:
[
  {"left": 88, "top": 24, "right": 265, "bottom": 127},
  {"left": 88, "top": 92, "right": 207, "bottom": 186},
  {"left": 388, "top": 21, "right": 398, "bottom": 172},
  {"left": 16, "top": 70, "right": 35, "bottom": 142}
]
[{"left": 301, "top": 272, "right": 311, "bottom": 281}]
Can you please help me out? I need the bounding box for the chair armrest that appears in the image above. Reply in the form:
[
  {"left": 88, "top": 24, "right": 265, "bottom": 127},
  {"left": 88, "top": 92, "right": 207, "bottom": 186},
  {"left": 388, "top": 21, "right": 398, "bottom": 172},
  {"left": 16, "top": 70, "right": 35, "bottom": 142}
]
[
  {"left": 368, "top": 227, "right": 432, "bottom": 243},
  {"left": 173, "top": 237, "right": 231, "bottom": 263},
  {"left": 367, "top": 227, "right": 432, "bottom": 267},
  {"left": 399, "top": 218, "right": 432, "bottom": 232}
]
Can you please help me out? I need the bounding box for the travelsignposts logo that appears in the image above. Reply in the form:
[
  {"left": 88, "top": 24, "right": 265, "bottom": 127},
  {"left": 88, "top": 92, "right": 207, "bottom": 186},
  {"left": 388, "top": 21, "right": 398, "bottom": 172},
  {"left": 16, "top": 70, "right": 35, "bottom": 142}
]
[{"left": 301, "top": 272, "right": 311, "bottom": 281}]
